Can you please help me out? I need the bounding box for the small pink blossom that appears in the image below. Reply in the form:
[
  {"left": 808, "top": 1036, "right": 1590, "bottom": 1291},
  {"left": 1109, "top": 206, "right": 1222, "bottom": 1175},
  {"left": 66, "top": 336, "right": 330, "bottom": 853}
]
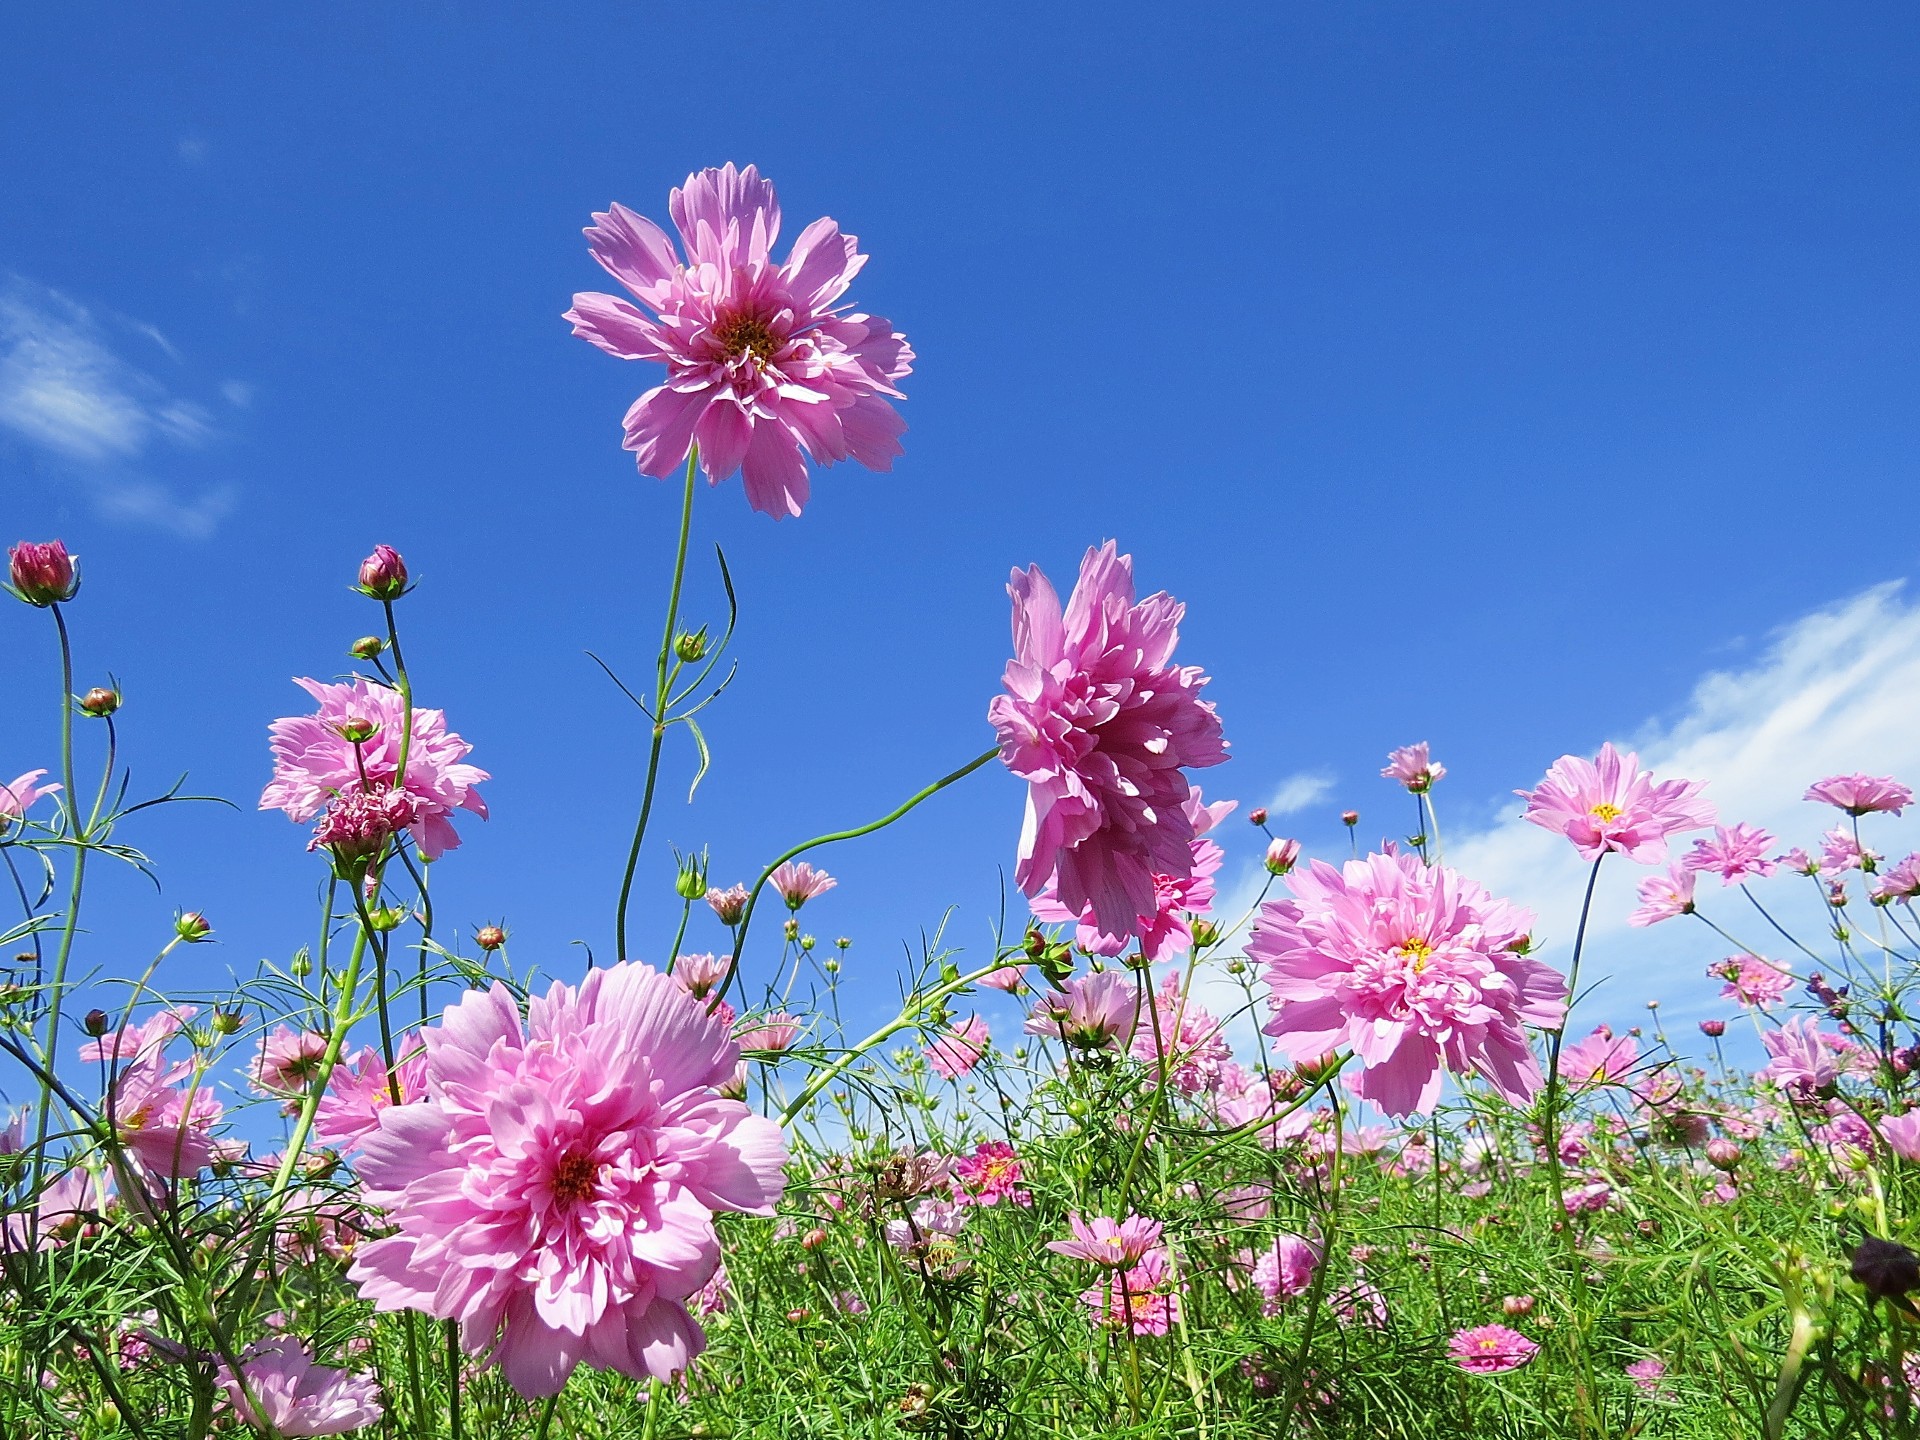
[
  {"left": 1805, "top": 772, "right": 1912, "bottom": 816},
  {"left": 1448, "top": 1323, "right": 1538, "bottom": 1375},
  {"left": 1779, "top": 847, "right": 1818, "bottom": 875},
  {"left": 308, "top": 787, "right": 422, "bottom": 867},
  {"left": 736, "top": 1011, "right": 803, "bottom": 1054},
  {"left": 950, "top": 1141, "right": 1031, "bottom": 1208},
  {"left": 977, "top": 962, "right": 1028, "bottom": 993},
  {"left": 1382, "top": 742, "right": 1445, "bottom": 793},
  {"left": 217, "top": 1338, "right": 383, "bottom": 1436},
  {"left": 77, "top": 1008, "right": 195, "bottom": 1065},
  {"left": 1757, "top": 1017, "right": 1843, "bottom": 1098},
  {"left": 1022, "top": 970, "right": 1138, "bottom": 1052},
  {"left": 1129, "top": 971, "right": 1231, "bottom": 1094},
  {"left": 704, "top": 884, "right": 749, "bottom": 925},
  {"left": 671, "top": 953, "right": 731, "bottom": 1001},
  {"left": 1562, "top": 1181, "right": 1612, "bottom": 1214},
  {"left": 1249, "top": 1234, "right": 1321, "bottom": 1314},
  {"left": 565, "top": 163, "right": 912, "bottom": 519},
  {"left": 0, "top": 769, "right": 60, "bottom": 832},
  {"left": 1046, "top": 1213, "right": 1164, "bottom": 1268},
  {"left": 1683, "top": 823, "right": 1778, "bottom": 883},
  {"left": 1712, "top": 956, "right": 1793, "bottom": 1010},
  {"left": 1819, "top": 826, "right": 1878, "bottom": 877},
  {"left": 1627, "top": 863, "right": 1696, "bottom": 927},
  {"left": 1626, "top": 1356, "right": 1667, "bottom": 1394},
  {"left": 990, "top": 542, "right": 1227, "bottom": 942},
  {"left": 111, "top": 1055, "right": 223, "bottom": 1178},
  {"left": 1872, "top": 854, "right": 1920, "bottom": 904},
  {"left": 1517, "top": 743, "right": 1713, "bottom": 864},
  {"left": 1080, "top": 1249, "right": 1181, "bottom": 1336},
  {"left": 314, "top": 1047, "right": 426, "bottom": 1152},
  {"left": 769, "top": 861, "right": 835, "bottom": 910},
  {"left": 251, "top": 1026, "right": 331, "bottom": 1101},
  {"left": 3, "top": 1167, "right": 106, "bottom": 1252},
  {"left": 1560, "top": 1025, "right": 1639, "bottom": 1091},
  {"left": 923, "top": 1015, "right": 990, "bottom": 1080},
  {"left": 1879, "top": 1111, "right": 1920, "bottom": 1162}
]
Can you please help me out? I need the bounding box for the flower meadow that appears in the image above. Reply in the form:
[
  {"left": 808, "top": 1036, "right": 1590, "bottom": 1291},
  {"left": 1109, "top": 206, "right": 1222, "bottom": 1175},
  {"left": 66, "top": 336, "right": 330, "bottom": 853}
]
[{"left": 8, "top": 166, "right": 1920, "bottom": 1440}]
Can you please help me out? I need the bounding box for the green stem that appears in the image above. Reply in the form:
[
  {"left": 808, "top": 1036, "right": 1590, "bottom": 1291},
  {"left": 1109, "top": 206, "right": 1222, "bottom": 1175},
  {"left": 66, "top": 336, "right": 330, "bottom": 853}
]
[{"left": 615, "top": 446, "right": 700, "bottom": 964}]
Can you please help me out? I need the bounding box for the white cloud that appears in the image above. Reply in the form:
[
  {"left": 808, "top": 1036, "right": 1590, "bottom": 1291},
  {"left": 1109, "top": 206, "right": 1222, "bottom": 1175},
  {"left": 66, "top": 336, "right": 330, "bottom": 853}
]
[
  {"left": 1264, "top": 769, "right": 1336, "bottom": 818},
  {"left": 0, "top": 277, "right": 235, "bottom": 536}
]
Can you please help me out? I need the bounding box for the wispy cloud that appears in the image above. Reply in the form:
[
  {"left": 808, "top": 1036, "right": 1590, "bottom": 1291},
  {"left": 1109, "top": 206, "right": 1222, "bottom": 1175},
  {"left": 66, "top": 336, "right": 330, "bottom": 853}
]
[
  {"left": 1264, "top": 770, "right": 1336, "bottom": 818},
  {"left": 0, "top": 276, "right": 237, "bottom": 537}
]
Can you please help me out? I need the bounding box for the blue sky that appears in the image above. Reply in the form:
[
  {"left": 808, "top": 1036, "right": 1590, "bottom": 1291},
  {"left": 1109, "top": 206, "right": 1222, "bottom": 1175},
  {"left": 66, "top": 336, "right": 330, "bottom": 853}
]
[{"left": 5, "top": 4, "right": 1920, "bottom": 1075}]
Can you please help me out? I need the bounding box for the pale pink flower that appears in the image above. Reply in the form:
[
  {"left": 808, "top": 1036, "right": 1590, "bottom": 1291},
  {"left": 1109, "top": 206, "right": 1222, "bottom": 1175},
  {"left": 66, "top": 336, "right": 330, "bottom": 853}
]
[
  {"left": 1683, "top": 823, "right": 1778, "bottom": 883},
  {"left": 1872, "top": 854, "right": 1920, "bottom": 904},
  {"left": 1757, "top": 1017, "right": 1843, "bottom": 1098},
  {"left": 251, "top": 1026, "right": 331, "bottom": 1101},
  {"left": 1879, "top": 1111, "right": 1920, "bottom": 1162},
  {"left": 884, "top": 1197, "right": 966, "bottom": 1256},
  {"left": 1129, "top": 971, "right": 1231, "bottom": 1094},
  {"left": 990, "top": 542, "right": 1228, "bottom": 940},
  {"left": 1046, "top": 1213, "right": 1164, "bottom": 1268},
  {"left": 1563, "top": 1181, "right": 1612, "bottom": 1214},
  {"left": 0, "top": 769, "right": 60, "bottom": 832},
  {"left": 1022, "top": 970, "right": 1138, "bottom": 1051},
  {"left": 923, "top": 1015, "right": 990, "bottom": 1080},
  {"left": 1382, "top": 742, "right": 1445, "bottom": 793},
  {"left": 1560, "top": 1026, "right": 1639, "bottom": 1091},
  {"left": 314, "top": 1047, "right": 426, "bottom": 1152},
  {"left": 769, "top": 860, "right": 835, "bottom": 910},
  {"left": 977, "top": 962, "right": 1028, "bottom": 993},
  {"left": 1251, "top": 851, "right": 1567, "bottom": 1117},
  {"left": 262, "top": 677, "right": 488, "bottom": 860},
  {"left": 348, "top": 962, "right": 786, "bottom": 1396},
  {"left": 1448, "top": 1324, "right": 1538, "bottom": 1375},
  {"left": 1779, "top": 847, "right": 1818, "bottom": 875},
  {"left": 1712, "top": 957, "right": 1793, "bottom": 1010},
  {"left": 1250, "top": 1234, "right": 1321, "bottom": 1314},
  {"left": 1805, "top": 772, "right": 1912, "bottom": 816},
  {"left": 1518, "top": 743, "right": 1713, "bottom": 864},
  {"left": 564, "top": 163, "right": 911, "bottom": 519},
  {"left": 77, "top": 1008, "right": 196, "bottom": 1065},
  {"left": 1080, "top": 1250, "right": 1181, "bottom": 1336},
  {"left": 671, "top": 953, "right": 731, "bottom": 1001},
  {"left": 735, "top": 1011, "right": 803, "bottom": 1054},
  {"left": 1819, "top": 826, "right": 1878, "bottom": 877},
  {"left": 704, "top": 884, "right": 749, "bottom": 925},
  {"left": 110, "top": 1055, "right": 223, "bottom": 1178},
  {"left": 1626, "top": 1356, "right": 1667, "bottom": 1394},
  {"left": 1214, "top": 1079, "right": 1315, "bottom": 1147},
  {"left": 950, "top": 1141, "right": 1031, "bottom": 1208},
  {"left": 3, "top": 1167, "right": 106, "bottom": 1252},
  {"left": 1627, "top": 863, "right": 1696, "bottom": 927},
  {"left": 217, "top": 1339, "right": 383, "bottom": 1436}
]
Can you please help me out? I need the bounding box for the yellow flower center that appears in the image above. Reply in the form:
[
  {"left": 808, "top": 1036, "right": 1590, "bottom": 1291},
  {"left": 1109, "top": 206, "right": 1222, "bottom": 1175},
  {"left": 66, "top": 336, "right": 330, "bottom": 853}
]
[
  {"left": 713, "top": 312, "right": 780, "bottom": 365},
  {"left": 1589, "top": 803, "right": 1623, "bottom": 822},
  {"left": 1399, "top": 938, "right": 1434, "bottom": 973}
]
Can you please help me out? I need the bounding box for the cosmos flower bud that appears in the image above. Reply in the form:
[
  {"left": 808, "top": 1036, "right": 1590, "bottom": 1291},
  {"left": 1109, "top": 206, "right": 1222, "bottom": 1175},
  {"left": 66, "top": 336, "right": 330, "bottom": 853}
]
[
  {"left": 1851, "top": 1236, "right": 1920, "bottom": 1306},
  {"left": 79, "top": 687, "right": 120, "bottom": 718},
  {"left": 1248, "top": 807, "right": 1269, "bottom": 827},
  {"left": 474, "top": 924, "right": 507, "bottom": 951},
  {"left": 366, "top": 906, "right": 407, "bottom": 932},
  {"left": 356, "top": 544, "right": 409, "bottom": 601},
  {"left": 334, "top": 716, "right": 380, "bottom": 745},
  {"left": 1705, "top": 1139, "right": 1741, "bottom": 1171},
  {"left": 8, "top": 540, "right": 79, "bottom": 606},
  {"left": 349, "top": 635, "right": 385, "bottom": 660},
  {"left": 1189, "top": 918, "right": 1220, "bottom": 949},
  {"left": 175, "top": 912, "right": 213, "bottom": 943},
  {"left": 1265, "top": 838, "right": 1301, "bottom": 876},
  {"left": 706, "top": 884, "right": 749, "bottom": 926},
  {"left": 212, "top": 1008, "right": 244, "bottom": 1035},
  {"left": 83, "top": 1009, "right": 110, "bottom": 1038},
  {"left": 1501, "top": 1294, "right": 1535, "bottom": 1317},
  {"left": 674, "top": 851, "right": 710, "bottom": 901},
  {"left": 674, "top": 627, "right": 709, "bottom": 662},
  {"left": 1699, "top": 1019, "right": 1726, "bottom": 1037}
]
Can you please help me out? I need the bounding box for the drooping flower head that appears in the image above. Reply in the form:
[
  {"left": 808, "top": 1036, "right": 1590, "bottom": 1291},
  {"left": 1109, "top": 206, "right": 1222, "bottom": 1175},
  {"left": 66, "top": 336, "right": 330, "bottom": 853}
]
[
  {"left": 0, "top": 769, "right": 60, "bottom": 832},
  {"left": 923, "top": 1014, "right": 990, "bottom": 1080},
  {"left": 1251, "top": 851, "right": 1567, "bottom": 1117},
  {"left": 76, "top": 1007, "right": 195, "bottom": 1065},
  {"left": 565, "top": 163, "right": 912, "bottom": 519},
  {"left": 704, "top": 884, "right": 749, "bottom": 925},
  {"left": 991, "top": 543, "right": 1228, "bottom": 940},
  {"left": 671, "top": 953, "right": 732, "bottom": 1001},
  {"left": 1518, "top": 743, "right": 1713, "bottom": 864},
  {"left": 1684, "top": 823, "right": 1778, "bottom": 884},
  {"left": 769, "top": 860, "right": 835, "bottom": 910},
  {"left": 348, "top": 962, "right": 786, "bottom": 1397},
  {"left": 262, "top": 676, "right": 488, "bottom": 860},
  {"left": 1382, "top": 742, "right": 1445, "bottom": 793},
  {"left": 1022, "top": 970, "right": 1139, "bottom": 1052},
  {"left": 1806, "top": 773, "right": 1912, "bottom": 817},
  {"left": 977, "top": 962, "right": 1028, "bottom": 993},
  {"left": 1448, "top": 1324, "right": 1538, "bottom": 1375},
  {"left": 216, "top": 1338, "right": 383, "bottom": 1437},
  {"left": 735, "top": 1011, "right": 802, "bottom": 1054},
  {"left": 1627, "top": 863, "right": 1696, "bottom": 927}
]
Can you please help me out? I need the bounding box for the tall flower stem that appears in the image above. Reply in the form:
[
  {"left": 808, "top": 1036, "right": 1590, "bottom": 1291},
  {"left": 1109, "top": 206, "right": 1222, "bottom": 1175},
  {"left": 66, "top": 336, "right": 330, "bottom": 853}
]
[{"left": 615, "top": 445, "right": 701, "bottom": 964}]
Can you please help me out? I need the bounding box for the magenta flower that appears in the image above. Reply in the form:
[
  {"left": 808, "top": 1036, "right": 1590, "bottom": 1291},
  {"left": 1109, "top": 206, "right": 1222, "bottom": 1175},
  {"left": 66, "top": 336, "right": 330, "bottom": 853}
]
[
  {"left": 1046, "top": 1213, "right": 1164, "bottom": 1268},
  {"left": 217, "top": 1339, "right": 383, "bottom": 1437},
  {"left": 1382, "top": 742, "right": 1445, "bottom": 793},
  {"left": 1250, "top": 851, "right": 1567, "bottom": 1117},
  {"left": 348, "top": 962, "right": 786, "bottom": 1396},
  {"left": 1022, "top": 970, "right": 1139, "bottom": 1051},
  {"left": 1683, "top": 823, "right": 1778, "bottom": 884},
  {"left": 1080, "top": 1249, "right": 1182, "bottom": 1336},
  {"left": 7, "top": 539, "right": 78, "bottom": 606},
  {"left": 1518, "top": 743, "right": 1713, "bottom": 864},
  {"left": 1879, "top": 1111, "right": 1920, "bottom": 1163},
  {"left": 735, "top": 1011, "right": 803, "bottom": 1054},
  {"left": 3, "top": 1167, "right": 106, "bottom": 1252},
  {"left": 1129, "top": 970, "right": 1231, "bottom": 1095},
  {"left": 1559, "top": 1025, "right": 1639, "bottom": 1091},
  {"left": 990, "top": 543, "right": 1228, "bottom": 940},
  {"left": 1712, "top": 956, "right": 1793, "bottom": 1010},
  {"left": 1626, "top": 1356, "right": 1667, "bottom": 1395},
  {"left": 262, "top": 677, "right": 489, "bottom": 860},
  {"left": 314, "top": 1047, "right": 426, "bottom": 1153},
  {"left": 308, "top": 787, "right": 422, "bottom": 869},
  {"left": 1805, "top": 772, "right": 1912, "bottom": 816},
  {"left": 1448, "top": 1324, "right": 1538, "bottom": 1375},
  {"left": 923, "top": 1014, "right": 990, "bottom": 1080},
  {"left": 564, "top": 163, "right": 912, "bottom": 519},
  {"left": 950, "top": 1141, "right": 1031, "bottom": 1208},
  {"left": 0, "top": 769, "right": 60, "bottom": 832},
  {"left": 769, "top": 860, "right": 836, "bottom": 910},
  {"left": 1250, "top": 1233, "right": 1321, "bottom": 1314},
  {"left": 1627, "top": 863, "right": 1697, "bottom": 927},
  {"left": 1819, "top": 826, "right": 1878, "bottom": 877},
  {"left": 1757, "top": 1018, "right": 1843, "bottom": 1098},
  {"left": 355, "top": 544, "right": 408, "bottom": 601}
]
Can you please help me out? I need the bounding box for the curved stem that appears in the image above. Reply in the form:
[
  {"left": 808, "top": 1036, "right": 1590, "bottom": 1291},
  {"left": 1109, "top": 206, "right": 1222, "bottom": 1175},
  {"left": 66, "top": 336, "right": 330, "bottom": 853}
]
[{"left": 615, "top": 446, "right": 700, "bottom": 964}]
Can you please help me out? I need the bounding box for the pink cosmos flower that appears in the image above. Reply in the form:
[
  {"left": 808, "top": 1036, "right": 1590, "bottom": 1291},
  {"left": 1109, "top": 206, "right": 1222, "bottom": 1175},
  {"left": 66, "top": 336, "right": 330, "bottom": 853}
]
[
  {"left": 308, "top": 787, "right": 422, "bottom": 867},
  {"left": 0, "top": 769, "right": 60, "bottom": 832},
  {"left": 1214, "top": 1078, "right": 1316, "bottom": 1148},
  {"left": 564, "top": 163, "right": 911, "bottom": 519},
  {"left": 769, "top": 861, "right": 835, "bottom": 910},
  {"left": 950, "top": 1141, "right": 1031, "bottom": 1208},
  {"left": 110, "top": 1055, "right": 223, "bottom": 1178},
  {"left": 923, "top": 1014, "right": 990, "bottom": 1080},
  {"left": 977, "top": 962, "right": 1028, "bottom": 993},
  {"left": 1779, "top": 847, "right": 1818, "bottom": 874},
  {"left": 314, "top": 1047, "right": 426, "bottom": 1152},
  {"left": 1559, "top": 1025, "right": 1639, "bottom": 1091},
  {"left": 1129, "top": 971, "right": 1231, "bottom": 1095},
  {"left": 884, "top": 1197, "right": 966, "bottom": 1258},
  {"left": 252, "top": 1026, "right": 331, "bottom": 1101},
  {"left": 77, "top": 1008, "right": 195, "bottom": 1065},
  {"left": 1879, "top": 1111, "right": 1920, "bottom": 1163},
  {"left": 704, "top": 884, "right": 749, "bottom": 925},
  {"left": 990, "top": 542, "right": 1228, "bottom": 941},
  {"left": 1250, "top": 1234, "right": 1321, "bottom": 1314},
  {"left": 217, "top": 1339, "right": 383, "bottom": 1437},
  {"left": 1874, "top": 854, "right": 1920, "bottom": 904},
  {"left": 1626, "top": 1356, "right": 1667, "bottom": 1395},
  {"left": 1047, "top": 1213, "right": 1164, "bottom": 1268},
  {"left": 1031, "top": 788, "right": 1234, "bottom": 962},
  {"left": 1022, "top": 970, "right": 1139, "bottom": 1051},
  {"left": 1712, "top": 956, "right": 1793, "bottom": 1010},
  {"left": 1080, "top": 1249, "right": 1181, "bottom": 1336},
  {"left": 3, "top": 1167, "right": 106, "bottom": 1252},
  {"left": 735, "top": 1011, "right": 803, "bottom": 1054},
  {"left": 1518, "top": 743, "right": 1713, "bottom": 864},
  {"left": 671, "top": 953, "right": 731, "bottom": 1001},
  {"left": 1819, "top": 826, "right": 1878, "bottom": 877},
  {"left": 1757, "top": 1017, "right": 1843, "bottom": 1098},
  {"left": 1382, "top": 742, "right": 1445, "bottom": 793},
  {"left": 1683, "top": 823, "right": 1778, "bottom": 883},
  {"left": 1805, "top": 773, "right": 1912, "bottom": 816},
  {"left": 348, "top": 962, "right": 786, "bottom": 1397},
  {"left": 262, "top": 677, "right": 488, "bottom": 860},
  {"left": 1448, "top": 1324, "right": 1538, "bottom": 1375},
  {"left": 1250, "top": 851, "right": 1568, "bottom": 1117},
  {"left": 1627, "top": 863, "right": 1696, "bottom": 927},
  {"left": 7, "top": 539, "right": 78, "bottom": 605}
]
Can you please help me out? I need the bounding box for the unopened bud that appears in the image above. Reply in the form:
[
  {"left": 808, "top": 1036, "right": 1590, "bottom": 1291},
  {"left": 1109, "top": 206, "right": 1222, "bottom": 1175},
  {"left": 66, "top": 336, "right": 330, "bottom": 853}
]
[
  {"left": 1226, "top": 957, "right": 1246, "bottom": 974},
  {"left": 1502, "top": 1294, "right": 1535, "bottom": 1317},
  {"left": 334, "top": 716, "right": 379, "bottom": 745},
  {"left": 475, "top": 924, "right": 507, "bottom": 952},
  {"left": 783, "top": 918, "right": 799, "bottom": 942},
  {"left": 823, "top": 957, "right": 840, "bottom": 973},
  {"left": 835, "top": 936, "right": 851, "bottom": 950},
  {"left": 174, "top": 911, "right": 213, "bottom": 943},
  {"left": 1189, "top": 918, "right": 1220, "bottom": 949},
  {"left": 800, "top": 934, "right": 816, "bottom": 952},
  {"left": 801, "top": 1227, "right": 828, "bottom": 1250},
  {"left": 1265, "top": 837, "right": 1301, "bottom": 877},
  {"left": 1706, "top": 1138, "right": 1741, "bottom": 1171},
  {"left": 674, "top": 851, "right": 709, "bottom": 901},
  {"left": 366, "top": 906, "right": 406, "bottom": 933},
  {"left": 1699, "top": 1018, "right": 1726, "bottom": 1038},
  {"left": 290, "top": 950, "right": 312, "bottom": 978},
  {"left": 674, "top": 627, "right": 709, "bottom": 662},
  {"left": 83, "top": 1009, "right": 110, "bottom": 1038},
  {"left": 8, "top": 540, "right": 79, "bottom": 606},
  {"left": 78, "top": 687, "right": 120, "bottom": 718},
  {"left": 1248, "top": 807, "right": 1269, "bottom": 827},
  {"left": 212, "top": 1008, "right": 244, "bottom": 1036},
  {"left": 349, "top": 635, "right": 385, "bottom": 660},
  {"left": 1341, "top": 810, "right": 1360, "bottom": 827},
  {"left": 356, "top": 544, "right": 409, "bottom": 601}
]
